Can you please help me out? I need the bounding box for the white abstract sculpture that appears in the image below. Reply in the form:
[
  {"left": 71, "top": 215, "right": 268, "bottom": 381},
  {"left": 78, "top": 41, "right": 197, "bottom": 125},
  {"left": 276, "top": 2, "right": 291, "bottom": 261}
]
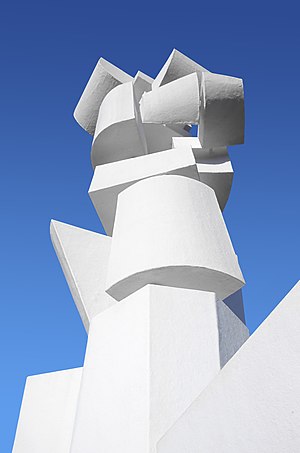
[{"left": 12, "top": 49, "right": 299, "bottom": 453}]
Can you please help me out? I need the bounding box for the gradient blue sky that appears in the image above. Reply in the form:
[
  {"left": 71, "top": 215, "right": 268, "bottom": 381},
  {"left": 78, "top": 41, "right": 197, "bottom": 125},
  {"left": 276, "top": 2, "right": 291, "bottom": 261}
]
[{"left": 1, "top": 0, "right": 299, "bottom": 450}]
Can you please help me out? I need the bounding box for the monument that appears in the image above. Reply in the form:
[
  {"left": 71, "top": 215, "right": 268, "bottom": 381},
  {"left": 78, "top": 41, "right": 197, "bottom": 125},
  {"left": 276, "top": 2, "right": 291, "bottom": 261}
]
[{"left": 12, "top": 49, "right": 300, "bottom": 452}]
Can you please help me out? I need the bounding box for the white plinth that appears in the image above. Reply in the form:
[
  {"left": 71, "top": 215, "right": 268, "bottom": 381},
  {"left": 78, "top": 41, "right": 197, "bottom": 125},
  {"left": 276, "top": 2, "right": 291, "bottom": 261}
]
[
  {"left": 70, "top": 285, "right": 248, "bottom": 453},
  {"left": 12, "top": 368, "right": 82, "bottom": 453}
]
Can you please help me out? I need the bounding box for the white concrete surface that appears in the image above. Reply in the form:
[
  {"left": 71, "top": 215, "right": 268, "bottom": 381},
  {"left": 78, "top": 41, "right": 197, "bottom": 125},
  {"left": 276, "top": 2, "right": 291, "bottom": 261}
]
[
  {"left": 143, "top": 122, "right": 190, "bottom": 155},
  {"left": 158, "top": 281, "right": 300, "bottom": 453},
  {"left": 89, "top": 147, "right": 199, "bottom": 235},
  {"left": 133, "top": 72, "right": 192, "bottom": 153},
  {"left": 14, "top": 49, "right": 299, "bottom": 453},
  {"left": 92, "top": 81, "right": 148, "bottom": 167},
  {"left": 74, "top": 58, "right": 132, "bottom": 135},
  {"left": 106, "top": 175, "right": 245, "bottom": 301},
  {"left": 140, "top": 73, "right": 200, "bottom": 125},
  {"left": 172, "top": 137, "right": 233, "bottom": 210},
  {"left": 199, "top": 71, "right": 244, "bottom": 148},
  {"left": 13, "top": 368, "right": 82, "bottom": 453},
  {"left": 70, "top": 285, "right": 248, "bottom": 453},
  {"left": 172, "top": 136, "right": 228, "bottom": 161},
  {"left": 133, "top": 71, "right": 153, "bottom": 101},
  {"left": 152, "top": 48, "right": 209, "bottom": 89},
  {"left": 196, "top": 159, "right": 233, "bottom": 211},
  {"left": 50, "top": 220, "right": 115, "bottom": 332}
]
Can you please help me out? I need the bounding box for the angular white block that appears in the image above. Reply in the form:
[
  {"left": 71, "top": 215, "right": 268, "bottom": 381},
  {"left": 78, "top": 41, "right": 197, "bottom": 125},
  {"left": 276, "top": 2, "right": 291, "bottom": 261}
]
[
  {"left": 13, "top": 368, "right": 82, "bottom": 453},
  {"left": 89, "top": 147, "right": 199, "bottom": 236},
  {"left": 74, "top": 58, "right": 132, "bottom": 135},
  {"left": 92, "top": 82, "right": 147, "bottom": 167},
  {"left": 132, "top": 73, "right": 192, "bottom": 155},
  {"left": 70, "top": 285, "right": 248, "bottom": 453},
  {"left": 172, "top": 136, "right": 228, "bottom": 161},
  {"left": 143, "top": 123, "right": 191, "bottom": 155},
  {"left": 140, "top": 73, "right": 200, "bottom": 125},
  {"left": 133, "top": 71, "right": 153, "bottom": 101},
  {"left": 152, "top": 48, "right": 209, "bottom": 90},
  {"left": 172, "top": 137, "right": 233, "bottom": 210},
  {"left": 199, "top": 72, "right": 245, "bottom": 148},
  {"left": 50, "top": 220, "right": 116, "bottom": 332},
  {"left": 143, "top": 70, "right": 244, "bottom": 151},
  {"left": 106, "top": 175, "right": 245, "bottom": 301},
  {"left": 158, "top": 281, "right": 300, "bottom": 453}
]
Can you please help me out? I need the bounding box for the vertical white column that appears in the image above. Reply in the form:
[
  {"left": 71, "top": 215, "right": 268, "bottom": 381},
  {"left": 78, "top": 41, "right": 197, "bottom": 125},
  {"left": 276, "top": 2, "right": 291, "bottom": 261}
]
[{"left": 70, "top": 285, "right": 248, "bottom": 453}]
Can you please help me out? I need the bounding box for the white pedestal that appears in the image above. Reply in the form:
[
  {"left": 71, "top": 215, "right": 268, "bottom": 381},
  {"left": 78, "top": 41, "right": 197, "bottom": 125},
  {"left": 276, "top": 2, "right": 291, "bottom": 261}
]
[{"left": 70, "top": 285, "right": 248, "bottom": 453}]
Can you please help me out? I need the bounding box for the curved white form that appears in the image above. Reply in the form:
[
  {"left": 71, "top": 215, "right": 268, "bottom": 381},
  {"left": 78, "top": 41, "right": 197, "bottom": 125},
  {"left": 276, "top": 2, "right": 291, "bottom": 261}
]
[
  {"left": 171, "top": 137, "right": 233, "bottom": 211},
  {"left": 106, "top": 175, "right": 245, "bottom": 301},
  {"left": 199, "top": 72, "right": 244, "bottom": 148},
  {"left": 140, "top": 73, "right": 200, "bottom": 125},
  {"left": 89, "top": 147, "right": 199, "bottom": 236},
  {"left": 141, "top": 71, "right": 244, "bottom": 151},
  {"left": 91, "top": 80, "right": 192, "bottom": 168},
  {"left": 74, "top": 58, "right": 132, "bottom": 135},
  {"left": 91, "top": 82, "right": 147, "bottom": 167}
]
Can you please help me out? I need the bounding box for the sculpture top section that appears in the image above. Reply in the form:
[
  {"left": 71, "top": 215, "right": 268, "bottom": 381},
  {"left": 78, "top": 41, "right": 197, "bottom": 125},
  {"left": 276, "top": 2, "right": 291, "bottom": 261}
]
[{"left": 74, "top": 49, "right": 244, "bottom": 168}]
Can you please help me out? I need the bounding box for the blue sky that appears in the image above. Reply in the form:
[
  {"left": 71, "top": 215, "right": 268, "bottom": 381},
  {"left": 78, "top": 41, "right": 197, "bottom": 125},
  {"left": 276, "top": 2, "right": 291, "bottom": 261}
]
[{"left": 1, "top": 0, "right": 299, "bottom": 450}]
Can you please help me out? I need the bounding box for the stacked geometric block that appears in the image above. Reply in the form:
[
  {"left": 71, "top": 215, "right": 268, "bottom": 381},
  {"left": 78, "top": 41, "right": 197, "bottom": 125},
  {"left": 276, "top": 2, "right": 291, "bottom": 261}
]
[{"left": 13, "top": 50, "right": 300, "bottom": 453}]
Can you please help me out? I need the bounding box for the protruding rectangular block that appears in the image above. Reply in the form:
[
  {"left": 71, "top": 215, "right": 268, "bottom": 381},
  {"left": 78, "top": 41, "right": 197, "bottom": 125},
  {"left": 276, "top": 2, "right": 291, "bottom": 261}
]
[
  {"left": 13, "top": 368, "right": 82, "bottom": 453},
  {"left": 70, "top": 285, "right": 248, "bottom": 453},
  {"left": 199, "top": 72, "right": 244, "bottom": 148},
  {"left": 89, "top": 147, "right": 199, "bottom": 235},
  {"left": 158, "top": 282, "right": 300, "bottom": 453}
]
